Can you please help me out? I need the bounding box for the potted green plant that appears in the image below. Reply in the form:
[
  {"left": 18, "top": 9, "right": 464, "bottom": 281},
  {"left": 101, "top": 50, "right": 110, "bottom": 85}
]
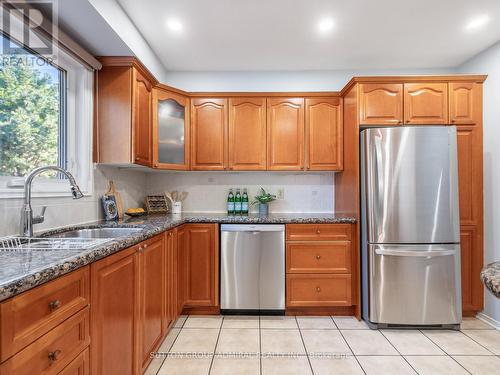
[{"left": 251, "top": 188, "right": 276, "bottom": 215}]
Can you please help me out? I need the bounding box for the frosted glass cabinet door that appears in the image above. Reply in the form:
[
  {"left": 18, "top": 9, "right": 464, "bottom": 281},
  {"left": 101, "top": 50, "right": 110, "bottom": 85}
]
[{"left": 153, "top": 88, "right": 189, "bottom": 169}]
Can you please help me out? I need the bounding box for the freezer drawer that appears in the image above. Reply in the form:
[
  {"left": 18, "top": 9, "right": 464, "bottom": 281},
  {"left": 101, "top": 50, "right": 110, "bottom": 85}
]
[
  {"left": 368, "top": 244, "right": 461, "bottom": 325},
  {"left": 220, "top": 225, "right": 285, "bottom": 311}
]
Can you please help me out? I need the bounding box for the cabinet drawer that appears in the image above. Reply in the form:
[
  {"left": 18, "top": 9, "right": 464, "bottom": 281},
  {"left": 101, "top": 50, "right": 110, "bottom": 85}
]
[
  {"left": 286, "top": 242, "right": 351, "bottom": 274},
  {"left": 58, "top": 348, "right": 89, "bottom": 375},
  {"left": 286, "top": 224, "right": 352, "bottom": 241},
  {"left": 286, "top": 274, "right": 351, "bottom": 307},
  {"left": 0, "top": 267, "right": 89, "bottom": 361},
  {"left": 0, "top": 307, "right": 90, "bottom": 375}
]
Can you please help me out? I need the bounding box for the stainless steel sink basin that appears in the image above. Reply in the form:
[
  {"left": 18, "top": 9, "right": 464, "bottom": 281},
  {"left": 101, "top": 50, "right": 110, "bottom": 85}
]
[{"left": 48, "top": 227, "right": 144, "bottom": 239}]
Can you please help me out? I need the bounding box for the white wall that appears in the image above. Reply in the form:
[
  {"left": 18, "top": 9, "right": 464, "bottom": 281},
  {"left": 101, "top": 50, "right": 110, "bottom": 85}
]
[
  {"left": 146, "top": 171, "right": 334, "bottom": 214},
  {"left": 0, "top": 166, "right": 147, "bottom": 236},
  {"left": 458, "top": 40, "right": 500, "bottom": 324},
  {"left": 164, "top": 68, "right": 454, "bottom": 92}
]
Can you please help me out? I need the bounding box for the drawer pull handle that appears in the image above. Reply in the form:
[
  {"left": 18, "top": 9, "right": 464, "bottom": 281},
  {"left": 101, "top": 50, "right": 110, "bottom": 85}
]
[
  {"left": 316, "top": 255, "right": 321, "bottom": 260},
  {"left": 48, "top": 349, "right": 61, "bottom": 363},
  {"left": 48, "top": 300, "right": 61, "bottom": 311},
  {"left": 316, "top": 287, "right": 321, "bottom": 292}
]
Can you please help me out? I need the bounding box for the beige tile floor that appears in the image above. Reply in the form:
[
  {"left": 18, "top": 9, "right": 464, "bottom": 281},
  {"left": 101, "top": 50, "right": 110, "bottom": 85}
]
[{"left": 146, "top": 316, "right": 500, "bottom": 375}]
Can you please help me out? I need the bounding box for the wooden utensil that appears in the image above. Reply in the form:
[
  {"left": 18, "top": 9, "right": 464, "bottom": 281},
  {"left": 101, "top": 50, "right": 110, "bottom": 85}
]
[{"left": 105, "top": 181, "right": 123, "bottom": 218}]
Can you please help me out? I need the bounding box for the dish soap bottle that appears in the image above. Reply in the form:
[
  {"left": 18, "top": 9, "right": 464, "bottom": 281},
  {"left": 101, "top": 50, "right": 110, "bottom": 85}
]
[
  {"left": 241, "top": 188, "right": 249, "bottom": 215},
  {"left": 227, "top": 189, "right": 235, "bottom": 215},
  {"left": 234, "top": 188, "right": 242, "bottom": 215}
]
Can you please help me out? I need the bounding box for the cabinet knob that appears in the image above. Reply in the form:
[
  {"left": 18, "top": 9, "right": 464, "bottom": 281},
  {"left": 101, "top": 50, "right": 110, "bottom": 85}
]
[
  {"left": 48, "top": 300, "right": 61, "bottom": 311},
  {"left": 143, "top": 244, "right": 148, "bottom": 249},
  {"left": 316, "top": 229, "right": 321, "bottom": 234},
  {"left": 316, "top": 287, "right": 321, "bottom": 293},
  {"left": 48, "top": 349, "right": 61, "bottom": 363},
  {"left": 316, "top": 255, "right": 321, "bottom": 260},
  {"left": 138, "top": 246, "right": 143, "bottom": 253}
]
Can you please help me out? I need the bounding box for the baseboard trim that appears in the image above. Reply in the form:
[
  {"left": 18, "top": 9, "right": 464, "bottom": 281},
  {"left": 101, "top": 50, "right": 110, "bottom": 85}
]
[{"left": 476, "top": 312, "right": 500, "bottom": 330}]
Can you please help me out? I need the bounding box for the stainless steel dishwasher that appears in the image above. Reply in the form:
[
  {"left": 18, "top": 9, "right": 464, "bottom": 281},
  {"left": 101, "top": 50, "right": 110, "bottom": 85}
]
[{"left": 220, "top": 224, "right": 285, "bottom": 314}]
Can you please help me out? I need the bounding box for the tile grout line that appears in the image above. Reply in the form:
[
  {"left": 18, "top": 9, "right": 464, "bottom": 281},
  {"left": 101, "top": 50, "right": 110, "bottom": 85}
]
[
  {"left": 379, "top": 329, "right": 423, "bottom": 375},
  {"left": 333, "top": 317, "right": 367, "bottom": 375},
  {"left": 418, "top": 330, "right": 473, "bottom": 374},
  {"left": 207, "top": 316, "right": 224, "bottom": 375},
  {"left": 296, "top": 316, "right": 315, "bottom": 375},
  {"left": 460, "top": 329, "right": 498, "bottom": 355}
]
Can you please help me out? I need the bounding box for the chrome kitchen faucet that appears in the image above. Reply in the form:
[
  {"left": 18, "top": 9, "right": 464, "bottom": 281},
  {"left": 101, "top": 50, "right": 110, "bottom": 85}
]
[{"left": 20, "top": 166, "right": 84, "bottom": 237}]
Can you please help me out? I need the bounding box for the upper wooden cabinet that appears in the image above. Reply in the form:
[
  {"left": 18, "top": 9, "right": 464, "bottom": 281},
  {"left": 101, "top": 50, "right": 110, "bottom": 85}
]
[
  {"left": 267, "top": 98, "right": 305, "bottom": 170},
  {"left": 96, "top": 57, "right": 156, "bottom": 166},
  {"left": 449, "top": 82, "right": 481, "bottom": 125},
  {"left": 359, "top": 83, "right": 403, "bottom": 125},
  {"left": 305, "top": 98, "right": 343, "bottom": 170},
  {"left": 152, "top": 87, "right": 190, "bottom": 169},
  {"left": 228, "top": 97, "right": 267, "bottom": 170},
  {"left": 191, "top": 98, "right": 228, "bottom": 170},
  {"left": 404, "top": 83, "right": 448, "bottom": 124}
]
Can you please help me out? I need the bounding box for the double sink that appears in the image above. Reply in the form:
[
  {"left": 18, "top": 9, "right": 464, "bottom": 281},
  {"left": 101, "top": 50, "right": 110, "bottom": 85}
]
[{"left": 0, "top": 227, "right": 144, "bottom": 252}]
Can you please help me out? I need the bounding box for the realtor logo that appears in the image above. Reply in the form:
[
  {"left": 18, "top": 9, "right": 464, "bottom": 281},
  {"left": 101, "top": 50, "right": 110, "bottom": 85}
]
[{"left": 2, "top": 0, "right": 55, "bottom": 56}]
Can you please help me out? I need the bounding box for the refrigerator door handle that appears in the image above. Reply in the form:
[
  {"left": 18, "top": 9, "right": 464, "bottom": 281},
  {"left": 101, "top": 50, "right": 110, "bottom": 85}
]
[{"left": 374, "top": 248, "right": 456, "bottom": 257}]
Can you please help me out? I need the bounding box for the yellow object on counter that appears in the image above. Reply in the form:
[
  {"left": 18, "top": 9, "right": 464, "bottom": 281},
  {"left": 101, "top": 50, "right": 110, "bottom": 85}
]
[{"left": 126, "top": 208, "right": 145, "bottom": 214}]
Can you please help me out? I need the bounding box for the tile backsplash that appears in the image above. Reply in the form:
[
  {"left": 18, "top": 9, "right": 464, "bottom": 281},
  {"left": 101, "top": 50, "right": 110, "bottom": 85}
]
[{"left": 147, "top": 171, "right": 335, "bottom": 213}]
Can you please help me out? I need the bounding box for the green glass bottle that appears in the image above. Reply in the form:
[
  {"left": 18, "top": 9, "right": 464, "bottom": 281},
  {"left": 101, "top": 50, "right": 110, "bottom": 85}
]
[
  {"left": 227, "top": 189, "right": 234, "bottom": 215},
  {"left": 234, "top": 188, "right": 242, "bottom": 215},
  {"left": 241, "top": 188, "right": 249, "bottom": 215}
]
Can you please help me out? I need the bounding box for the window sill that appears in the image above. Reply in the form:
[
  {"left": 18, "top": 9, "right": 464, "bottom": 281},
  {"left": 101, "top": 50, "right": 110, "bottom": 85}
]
[{"left": 0, "top": 189, "right": 91, "bottom": 200}]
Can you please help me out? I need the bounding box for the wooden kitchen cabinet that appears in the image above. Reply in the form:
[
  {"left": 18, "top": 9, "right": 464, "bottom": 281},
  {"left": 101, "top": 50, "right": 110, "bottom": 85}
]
[
  {"left": 164, "top": 229, "right": 178, "bottom": 329},
  {"left": 460, "top": 226, "right": 483, "bottom": 313},
  {"left": 267, "top": 98, "right": 305, "bottom": 170},
  {"left": 183, "top": 224, "right": 219, "bottom": 308},
  {"left": 191, "top": 98, "right": 228, "bottom": 170},
  {"left": 96, "top": 57, "right": 156, "bottom": 166},
  {"left": 138, "top": 236, "right": 165, "bottom": 372},
  {"left": 228, "top": 97, "right": 267, "bottom": 170},
  {"left": 58, "top": 348, "right": 90, "bottom": 375},
  {"left": 286, "top": 274, "right": 352, "bottom": 307},
  {"left": 359, "top": 83, "right": 403, "bottom": 125},
  {"left": 152, "top": 86, "right": 190, "bottom": 169},
  {"left": 404, "top": 83, "right": 448, "bottom": 124},
  {"left": 177, "top": 226, "right": 187, "bottom": 314},
  {"left": 305, "top": 98, "right": 343, "bottom": 170},
  {"left": 449, "top": 82, "right": 481, "bottom": 125},
  {"left": 90, "top": 245, "right": 140, "bottom": 375}
]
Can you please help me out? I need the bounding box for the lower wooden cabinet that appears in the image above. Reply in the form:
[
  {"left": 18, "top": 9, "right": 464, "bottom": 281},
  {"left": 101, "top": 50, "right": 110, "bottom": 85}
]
[
  {"left": 58, "top": 348, "right": 89, "bottom": 375},
  {"left": 90, "top": 245, "right": 140, "bottom": 375},
  {"left": 460, "top": 226, "right": 483, "bottom": 314},
  {"left": 164, "top": 229, "right": 178, "bottom": 329},
  {"left": 286, "top": 274, "right": 352, "bottom": 307},
  {"left": 182, "top": 224, "right": 219, "bottom": 308},
  {"left": 138, "top": 236, "right": 165, "bottom": 372}
]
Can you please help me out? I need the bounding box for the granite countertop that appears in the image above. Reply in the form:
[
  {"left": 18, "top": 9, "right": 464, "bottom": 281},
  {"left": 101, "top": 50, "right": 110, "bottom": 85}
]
[
  {"left": 0, "top": 213, "right": 356, "bottom": 302},
  {"left": 481, "top": 262, "right": 500, "bottom": 298}
]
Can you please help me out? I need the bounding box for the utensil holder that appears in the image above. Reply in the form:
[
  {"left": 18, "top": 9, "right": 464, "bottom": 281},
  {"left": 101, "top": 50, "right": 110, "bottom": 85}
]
[{"left": 172, "top": 201, "right": 182, "bottom": 214}]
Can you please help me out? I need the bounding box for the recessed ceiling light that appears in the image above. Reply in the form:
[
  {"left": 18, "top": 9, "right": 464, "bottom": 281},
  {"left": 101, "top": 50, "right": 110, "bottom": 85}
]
[
  {"left": 318, "top": 18, "right": 334, "bottom": 34},
  {"left": 166, "top": 18, "right": 183, "bottom": 32},
  {"left": 465, "top": 15, "right": 489, "bottom": 31}
]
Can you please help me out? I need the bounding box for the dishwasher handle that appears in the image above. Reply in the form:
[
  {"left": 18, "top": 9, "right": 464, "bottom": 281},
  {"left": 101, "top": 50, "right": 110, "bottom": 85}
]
[{"left": 220, "top": 224, "right": 285, "bottom": 232}]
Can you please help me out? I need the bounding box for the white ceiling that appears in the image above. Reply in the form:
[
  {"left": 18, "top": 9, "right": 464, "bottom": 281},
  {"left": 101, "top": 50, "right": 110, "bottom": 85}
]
[{"left": 116, "top": 0, "right": 500, "bottom": 71}]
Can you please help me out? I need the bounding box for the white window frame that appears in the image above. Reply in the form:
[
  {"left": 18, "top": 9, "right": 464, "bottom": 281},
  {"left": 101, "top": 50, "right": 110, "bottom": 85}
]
[{"left": 0, "top": 35, "right": 94, "bottom": 199}]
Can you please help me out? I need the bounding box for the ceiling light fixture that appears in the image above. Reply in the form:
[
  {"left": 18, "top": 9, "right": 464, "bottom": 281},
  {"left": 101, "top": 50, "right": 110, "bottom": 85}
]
[
  {"left": 166, "top": 18, "right": 183, "bottom": 32},
  {"left": 318, "top": 18, "right": 334, "bottom": 34},
  {"left": 465, "top": 15, "right": 490, "bottom": 31}
]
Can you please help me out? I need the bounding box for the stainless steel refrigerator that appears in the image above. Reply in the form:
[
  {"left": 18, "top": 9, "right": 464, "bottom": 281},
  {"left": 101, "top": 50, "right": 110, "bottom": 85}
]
[{"left": 361, "top": 126, "right": 462, "bottom": 329}]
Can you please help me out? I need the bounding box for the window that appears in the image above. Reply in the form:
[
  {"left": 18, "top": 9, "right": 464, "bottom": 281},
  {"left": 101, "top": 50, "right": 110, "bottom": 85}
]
[{"left": 0, "top": 24, "right": 93, "bottom": 198}]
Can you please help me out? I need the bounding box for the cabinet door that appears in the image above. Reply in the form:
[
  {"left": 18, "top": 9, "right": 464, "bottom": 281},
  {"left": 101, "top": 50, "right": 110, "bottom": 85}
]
[
  {"left": 305, "top": 97, "right": 343, "bottom": 170},
  {"left": 359, "top": 83, "right": 403, "bottom": 125},
  {"left": 184, "top": 224, "right": 219, "bottom": 307},
  {"left": 191, "top": 98, "right": 228, "bottom": 170},
  {"left": 138, "top": 236, "right": 165, "bottom": 372},
  {"left": 228, "top": 97, "right": 266, "bottom": 170},
  {"left": 91, "top": 247, "right": 139, "bottom": 375},
  {"left": 460, "top": 226, "right": 483, "bottom": 313},
  {"left": 449, "top": 82, "right": 481, "bottom": 125},
  {"left": 456, "top": 126, "right": 482, "bottom": 225},
  {"left": 164, "top": 229, "right": 177, "bottom": 329},
  {"left": 152, "top": 88, "right": 190, "bottom": 169},
  {"left": 267, "top": 98, "right": 305, "bottom": 170},
  {"left": 404, "top": 83, "right": 448, "bottom": 124},
  {"left": 133, "top": 68, "right": 153, "bottom": 166},
  {"left": 177, "top": 226, "right": 186, "bottom": 315}
]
